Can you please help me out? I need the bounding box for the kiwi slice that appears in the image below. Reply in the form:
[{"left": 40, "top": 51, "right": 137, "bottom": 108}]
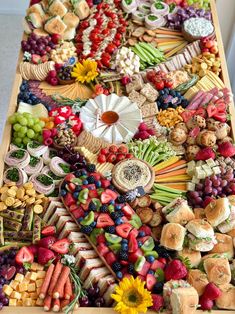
[
  {"left": 129, "top": 214, "right": 142, "bottom": 229},
  {"left": 92, "top": 198, "right": 101, "bottom": 210},
  {"left": 141, "top": 238, "right": 155, "bottom": 252},
  {"left": 78, "top": 188, "right": 89, "bottom": 204},
  {"left": 109, "top": 243, "right": 121, "bottom": 253},
  {"left": 90, "top": 228, "right": 104, "bottom": 244},
  {"left": 134, "top": 256, "right": 146, "bottom": 272},
  {"left": 105, "top": 233, "right": 122, "bottom": 244},
  {"left": 80, "top": 211, "right": 95, "bottom": 226},
  {"left": 144, "top": 251, "right": 158, "bottom": 258}
]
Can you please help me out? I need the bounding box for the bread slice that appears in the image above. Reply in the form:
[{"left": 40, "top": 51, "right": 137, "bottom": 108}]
[
  {"left": 44, "top": 16, "right": 67, "bottom": 35},
  {"left": 170, "top": 287, "right": 198, "bottom": 314},
  {"left": 62, "top": 27, "right": 76, "bottom": 40},
  {"left": 163, "top": 198, "right": 195, "bottom": 225},
  {"left": 27, "top": 3, "right": 45, "bottom": 17},
  {"left": 49, "top": 0, "right": 68, "bottom": 17},
  {"left": 28, "top": 13, "right": 43, "bottom": 28}
]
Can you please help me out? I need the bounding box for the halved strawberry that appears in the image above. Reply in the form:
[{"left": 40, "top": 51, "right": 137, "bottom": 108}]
[
  {"left": 31, "top": 54, "right": 41, "bottom": 64},
  {"left": 68, "top": 183, "right": 76, "bottom": 192},
  {"left": 138, "top": 261, "right": 151, "bottom": 276},
  {"left": 100, "top": 179, "right": 111, "bottom": 188},
  {"left": 116, "top": 223, "right": 132, "bottom": 238},
  {"left": 129, "top": 228, "right": 138, "bottom": 238},
  {"left": 101, "top": 191, "right": 113, "bottom": 204},
  {"left": 195, "top": 107, "right": 206, "bottom": 118},
  {"left": 129, "top": 249, "right": 143, "bottom": 263},
  {"left": 207, "top": 103, "right": 218, "bottom": 118},
  {"left": 97, "top": 213, "right": 114, "bottom": 228},
  {"left": 105, "top": 251, "right": 117, "bottom": 265},
  {"left": 90, "top": 173, "right": 101, "bottom": 181},
  {"left": 122, "top": 204, "right": 135, "bottom": 218},
  {"left": 38, "top": 236, "right": 56, "bottom": 249},
  {"left": 128, "top": 233, "right": 138, "bottom": 253},
  {"left": 64, "top": 193, "right": 75, "bottom": 207},
  {"left": 146, "top": 274, "right": 157, "bottom": 291},
  {"left": 97, "top": 234, "right": 106, "bottom": 244},
  {"left": 97, "top": 243, "right": 109, "bottom": 256},
  {"left": 41, "top": 226, "right": 56, "bottom": 236},
  {"left": 50, "top": 238, "right": 70, "bottom": 254},
  {"left": 26, "top": 245, "right": 38, "bottom": 256},
  {"left": 37, "top": 247, "right": 55, "bottom": 265},
  {"left": 88, "top": 189, "right": 99, "bottom": 198},
  {"left": 15, "top": 247, "right": 34, "bottom": 266},
  {"left": 105, "top": 189, "right": 118, "bottom": 200}
]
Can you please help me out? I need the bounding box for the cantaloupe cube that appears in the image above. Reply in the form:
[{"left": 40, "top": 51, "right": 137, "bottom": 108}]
[
  {"left": 19, "top": 282, "right": 28, "bottom": 292},
  {"left": 25, "top": 272, "right": 32, "bottom": 280},
  {"left": 29, "top": 272, "right": 38, "bottom": 281},
  {"left": 3, "top": 285, "right": 13, "bottom": 296},
  {"left": 29, "top": 292, "right": 38, "bottom": 300},
  {"left": 31, "top": 300, "right": 36, "bottom": 306},
  {"left": 9, "top": 299, "right": 17, "bottom": 306},
  {"left": 28, "top": 283, "right": 36, "bottom": 292},
  {"left": 37, "top": 270, "right": 46, "bottom": 279},
  {"left": 36, "top": 287, "right": 41, "bottom": 295},
  {"left": 15, "top": 273, "right": 24, "bottom": 282},
  {"left": 10, "top": 280, "right": 19, "bottom": 290},
  {"left": 23, "top": 298, "right": 32, "bottom": 306},
  {"left": 36, "top": 279, "right": 43, "bottom": 288},
  {"left": 22, "top": 279, "right": 30, "bottom": 285},
  {"left": 10, "top": 291, "right": 21, "bottom": 300}
]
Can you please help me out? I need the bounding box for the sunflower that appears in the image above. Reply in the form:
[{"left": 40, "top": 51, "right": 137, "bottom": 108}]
[
  {"left": 71, "top": 59, "right": 98, "bottom": 83},
  {"left": 111, "top": 276, "right": 153, "bottom": 314}
]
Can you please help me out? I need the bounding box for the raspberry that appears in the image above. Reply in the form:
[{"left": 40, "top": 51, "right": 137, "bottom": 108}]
[
  {"left": 203, "top": 283, "right": 222, "bottom": 301},
  {"left": 138, "top": 122, "right": 148, "bottom": 131},
  {"left": 199, "top": 295, "right": 214, "bottom": 311},
  {"left": 151, "top": 294, "right": 164, "bottom": 311},
  {"left": 164, "top": 260, "right": 187, "bottom": 281}
]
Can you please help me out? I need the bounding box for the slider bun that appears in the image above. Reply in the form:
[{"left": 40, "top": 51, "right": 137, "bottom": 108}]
[
  {"left": 164, "top": 199, "right": 195, "bottom": 225},
  {"left": 215, "top": 284, "right": 235, "bottom": 310},
  {"left": 170, "top": 287, "right": 199, "bottom": 314},
  {"left": 160, "top": 223, "right": 186, "bottom": 251},
  {"left": 205, "top": 198, "right": 230, "bottom": 227},
  {"left": 22, "top": 18, "right": 32, "bottom": 34},
  {"left": 194, "top": 207, "right": 206, "bottom": 219},
  {"left": 201, "top": 253, "right": 229, "bottom": 261},
  {"left": 27, "top": 3, "right": 45, "bottom": 17},
  {"left": 204, "top": 257, "right": 231, "bottom": 285},
  {"left": 49, "top": 0, "right": 68, "bottom": 17},
  {"left": 63, "top": 12, "right": 80, "bottom": 28},
  {"left": 62, "top": 27, "right": 76, "bottom": 41},
  {"left": 218, "top": 219, "right": 235, "bottom": 233},
  {"left": 45, "top": 16, "right": 67, "bottom": 35},
  {"left": 228, "top": 195, "right": 235, "bottom": 206},
  {"left": 33, "top": 28, "right": 48, "bottom": 37},
  {"left": 178, "top": 248, "right": 201, "bottom": 268},
  {"left": 186, "top": 219, "right": 214, "bottom": 238},
  {"left": 227, "top": 228, "right": 235, "bottom": 237},
  {"left": 187, "top": 269, "right": 209, "bottom": 296},
  {"left": 209, "top": 233, "right": 234, "bottom": 260}
]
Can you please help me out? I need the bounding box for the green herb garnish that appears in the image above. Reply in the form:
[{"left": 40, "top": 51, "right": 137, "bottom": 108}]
[
  {"left": 154, "top": 2, "right": 164, "bottom": 9},
  {"left": 178, "top": 256, "right": 192, "bottom": 270},
  {"left": 29, "top": 156, "right": 40, "bottom": 167},
  {"left": 6, "top": 168, "right": 19, "bottom": 182},
  {"left": 48, "top": 171, "right": 62, "bottom": 181},
  {"left": 37, "top": 174, "right": 53, "bottom": 186},
  {"left": 10, "top": 150, "right": 25, "bottom": 159},
  {"left": 29, "top": 141, "right": 41, "bottom": 149},
  {"left": 49, "top": 150, "right": 58, "bottom": 159},
  {"left": 125, "top": 0, "right": 133, "bottom": 5},
  {"left": 148, "top": 14, "right": 158, "bottom": 21},
  {"left": 169, "top": 3, "right": 176, "bottom": 13},
  {"left": 47, "top": 188, "right": 59, "bottom": 197},
  {"left": 59, "top": 163, "right": 70, "bottom": 174}
]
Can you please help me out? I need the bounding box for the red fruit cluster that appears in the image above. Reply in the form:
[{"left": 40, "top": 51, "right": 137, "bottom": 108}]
[
  {"left": 201, "top": 38, "right": 219, "bottom": 55},
  {"left": 42, "top": 128, "right": 58, "bottom": 146},
  {"left": 97, "top": 145, "right": 132, "bottom": 164},
  {"left": 134, "top": 122, "right": 155, "bottom": 140},
  {"left": 146, "top": 70, "right": 173, "bottom": 90},
  {"left": 46, "top": 70, "right": 59, "bottom": 86},
  {"left": 199, "top": 282, "right": 221, "bottom": 311},
  {"left": 164, "top": 259, "right": 188, "bottom": 281}
]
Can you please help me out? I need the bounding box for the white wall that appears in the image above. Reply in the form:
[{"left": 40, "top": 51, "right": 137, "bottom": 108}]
[{"left": 0, "top": 0, "right": 28, "bottom": 15}]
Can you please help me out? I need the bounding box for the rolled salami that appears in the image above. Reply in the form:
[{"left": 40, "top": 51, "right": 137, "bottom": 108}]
[
  {"left": 29, "top": 174, "right": 55, "bottom": 195},
  {"left": 3, "top": 167, "right": 28, "bottom": 186},
  {"left": 5, "top": 149, "right": 30, "bottom": 169}
]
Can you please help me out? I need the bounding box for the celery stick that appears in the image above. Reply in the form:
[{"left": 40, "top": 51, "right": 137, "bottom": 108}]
[{"left": 154, "top": 184, "right": 183, "bottom": 194}]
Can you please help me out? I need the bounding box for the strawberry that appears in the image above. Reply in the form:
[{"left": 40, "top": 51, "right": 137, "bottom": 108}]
[
  {"left": 27, "top": 245, "right": 38, "bottom": 256},
  {"left": 203, "top": 283, "right": 221, "bottom": 300},
  {"left": 100, "top": 190, "right": 117, "bottom": 203},
  {"left": 98, "top": 154, "right": 106, "bottom": 163},
  {"left": 31, "top": 54, "right": 41, "bottom": 64},
  {"left": 139, "top": 225, "right": 152, "bottom": 236},
  {"left": 50, "top": 238, "right": 70, "bottom": 254},
  {"left": 218, "top": 141, "right": 235, "bottom": 157},
  {"left": 105, "top": 252, "right": 117, "bottom": 265},
  {"left": 128, "top": 233, "right": 138, "bottom": 253},
  {"left": 151, "top": 294, "right": 164, "bottom": 311},
  {"left": 100, "top": 179, "right": 111, "bottom": 188},
  {"left": 97, "top": 243, "right": 109, "bottom": 256},
  {"left": 41, "top": 226, "right": 56, "bottom": 237},
  {"left": 65, "top": 173, "right": 75, "bottom": 181},
  {"left": 107, "top": 153, "right": 116, "bottom": 163},
  {"left": 129, "top": 249, "right": 143, "bottom": 263},
  {"left": 146, "top": 274, "right": 157, "bottom": 291},
  {"left": 97, "top": 213, "right": 114, "bottom": 228},
  {"left": 37, "top": 247, "right": 55, "bottom": 265},
  {"left": 164, "top": 260, "right": 187, "bottom": 281},
  {"left": 38, "top": 236, "right": 56, "bottom": 249},
  {"left": 199, "top": 295, "right": 214, "bottom": 310},
  {"left": 122, "top": 204, "right": 135, "bottom": 218},
  {"left": 105, "top": 189, "right": 118, "bottom": 200},
  {"left": 116, "top": 223, "right": 132, "bottom": 238},
  {"left": 129, "top": 228, "right": 138, "bottom": 238},
  {"left": 15, "top": 247, "right": 34, "bottom": 266},
  {"left": 195, "top": 147, "right": 216, "bottom": 161}
]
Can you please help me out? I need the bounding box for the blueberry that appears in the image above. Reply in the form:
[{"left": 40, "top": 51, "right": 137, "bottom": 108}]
[
  {"left": 115, "top": 218, "right": 123, "bottom": 225},
  {"left": 159, "top": 90, "right": 164, "bottom": 95},
  {"left": 73, "top": 191, "right": 79, "bottom": 199},
  {"left": 95, "top": 181, "right": 101, "bottom": 188},
  {"left": 116, "top": 271, "right": 123, "bottom": 279},
  {"left": 91, "top": 221, "right": 96, "bottom": 227},
  {"left": 109, "top": 200, "right": 115, "bottom": 205},
  {"left": 60, "top": 189, "right": 67, "bottom": 197},
  {"left": 138, "top": 241, "right": 142, "bottom": 248},
  {"left": 122, "top": 239, "right": 128, "bottom": 244},
  {"left": 115, "top": 204, "right": 122, "bottom": 210},
  {"left": 81, "top": 170, "right": 87, "bottom": 175},
  {"left": 77, "top": 217, "right": 83, "bottom": 223},
  {"left": 75, "top": 185, "right": 82, "bottom": 192},
  {"left": 146, "top": 255, "right": 155, "bottom": 263},
  {"left": 148, "top": 270, "right": 155, "bottom": 275},
  {"left": 83, "top": 180, "right": 88, "bottom": 185},
  {"left": 153, "top": 282, "right": 164, "bottom": 294},
  {"left": 121, "top": 243, "right": 128, "bottom": 251},
  {"left": 138, "top": 231, "right": 145, "bottom": 237},
  {"left": 163, "top": 88, "right": 169, "bottom": 94},
  {"left": 20, "top": 85, "right": 26, "bottom": 92}
]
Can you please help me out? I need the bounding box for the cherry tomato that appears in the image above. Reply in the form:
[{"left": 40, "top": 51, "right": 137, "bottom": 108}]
[
  {"left": 75, "top": 34, "right": 83, "bottom": 42},
  {"left": 96, "top": 17, "right": 103, "bottom": 26},
  {"left": 154, "top": 80, "right": 165, "bottom": 90},
  {"left": 102, "top": 29, "right": 110, "bottom": 36},
  {"left": 89, "top": 33, "right": 100, "bottom": 42},
  {"left": 118, "top": 26, "right": 126, "bottom": 33},
  {"left": 58, "top": 106, "right": 72, "bottom": 119},
  {"left": 94, "top": 12, "right": 100, "bottom": 19},
  {"left": 113, "top": 39, "right": 121, "bottom": 47},
  {"left": 115, "top": 33, "right": 122, "bottom": 40},
  {"left": 88, "top": 52, "right": 95, "bottom": 58},
  {"left": 91, "top": 43, "right": 99, "bottom": 51},
  {"left": 109, "top": 13, "right": 117, "bottom": 19},
  {"left": 101, "top": 57, "right": 110, "bottom": 67},
  {"left": 97, "top": 3, "right": 103, "bottom": 10},
  {"left": 108, "top": 21, "right": 116, "bottom": 28},
  {"left": 164, "top": 79, "right": 173, "bottom": 89},
  {"left": 146, "top": 70, "right": 156, "bottom": 82},
  {"left": 101, "top": 52, "right": 111, "bottom": 61},
  {"left": 103, "top": 3, "right": 109, "bottom": 9},
  {"left": 105, "top": 43, "right": 117, "bottom": 54}
]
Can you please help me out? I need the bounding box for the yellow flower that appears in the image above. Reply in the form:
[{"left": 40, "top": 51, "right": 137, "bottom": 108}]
[
  {"left": 111, "top": 276, "right": 153, "bottom": 314},
  {"left": 71, "top": 59, "right": 98, "bottom": 83}
]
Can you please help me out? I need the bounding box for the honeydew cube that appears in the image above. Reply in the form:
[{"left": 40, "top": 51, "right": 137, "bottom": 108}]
[
  {"left": 10, "top": 280, "right": 19, "bottom": 290},
  {"left": 28, "top": 283, "right": 36, "bottom": 292},
  {"left": 37, "top": 271, "right": 46, "bottom": 279},
  {"left": 15, "top": 273, "right": 24, "bottom": 282},
  {"left": 29, "top": 292, "right": 38, "bottom": 299},
  {"left": 36, "top": 279, "right": 44, "bottom": 288},
  {"left": 29, "top": 272, "right": 38, "bottom": 281},
  {"left": 187, "top": 182, "right": 195, "bottom": 191},
  {"left": 31, "top": 262, "right": 44, "bottom": 271},
  {"left": 36, "top": 298, "right": 44, "bottom": 306},
  {"left": 212, "top": 166, "right": 221, "bottom": 175},
  {"left": 18, "top": 282, "right": 28, "bottom": 292},
  {"left": 9, "top": 299, "right": 17, "bottom": 306},
  {"left": 21, "top": 292, "right": 29, "bottom": 299},
  {"left": 23, "top": 298, "right": 32, "bottom": 306},
  {"left": 10, "top": 291, "right": 21, "bottom": 300},
  {"left": 206, "top": 158, "right": 216, "bottom": 167},
  {"left": 3, "top": 285, "right": 13, "bottom": 296}
]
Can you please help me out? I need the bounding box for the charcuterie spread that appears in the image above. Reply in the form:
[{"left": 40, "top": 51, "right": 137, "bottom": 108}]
[{"left": 0, "top": 0, "right": 235, "bottom": 313}]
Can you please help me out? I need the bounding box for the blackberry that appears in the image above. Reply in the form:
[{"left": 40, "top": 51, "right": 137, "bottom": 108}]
[
  {"left": 105, "top": 226, "right": 116, "bottom": 234},
  {"left": 75, "top": 185, "right": 82, "bottom": 192},
  {"left": 88, "top": 202, "right": 96, "bottom": 211},
  {"left": 75, "top": 170, "right": 83, "bottom": 177},
  {"left": 80, "top": 225, "right": 93, "bottom": 234},
  {"left": 112, "top": 262, "right": 122, "bottom": 272},
  {"left": 87, "top": 176, "right": 95, "bottom": 184},
  {"left": 117, "top": 195, "right": 126, "bottom": 204},
  {"left": 127, "top": 264, "right": 135, "bottom": 275},
  {"left": 155, "top": 244, "right": 176, "bottom": 259},
  {"left": 108, "top": 185, "right": 116, "bottom": 191},
  {"left": 86, "top": 164, "right": 96, "bottom": 173},
  {"left": 153, "top": 282, "right": 164, "bottom": 294},
  {"left": 100, "top": 204, "right": 108, "bottom": 213},
  {"left": 118, "top": 250, "right": 128, "bottom": 261},
  {"left": 111, "top": 212, "right": 120, "bottom": 220}
]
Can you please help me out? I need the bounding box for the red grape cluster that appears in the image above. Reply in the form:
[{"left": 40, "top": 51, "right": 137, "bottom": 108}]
[
  {"left": 57, "top": 146, "right": 87, "bottom": 171},
  {"left": 21, "top": 33, "right": 56, "bottom": 56},
  {"left": 187, "top": 168, "right": 235, "bottom": 208}
]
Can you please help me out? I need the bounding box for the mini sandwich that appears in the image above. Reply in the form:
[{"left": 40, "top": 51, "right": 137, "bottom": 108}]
[
  {"left": 103, "top": 283, "right": 116, "bottom": 306},
  {"left": 160, "top": 223, "right": 186, "bottom": 251},
  {"left": 209, "top": 233, "right": 234, "bottom": 260},
  {"left": 27, "top": 3, "right": 45, "bottom": 17},
  {"left": 62, "top": 27, "right": 76, "bottom": 41},
  {"left": 67, "top": 231, "right": 86, "bottom": 243},
  {"left": 42, "top": 201, "right": 64, "bottom": 222},
  {"left": 187, "top": 269, "right": 209, "bottom": 296},
  {"left": 170, "top": 287, "right": 199, "bottom": 314},
  {"left": 185, "top": 219, "right": 216, "bottom": 252},
  {"left": 22, "top": 17, "right": 32, "bottom": 34},
  {"left": 72, "top": 242, "right": 93, "bottom": 254},
  {"left": 217, "top": 199, "right": 235, "bottom": 233},
  {"left": 177, "top": 248, "right": 201, "bottom": 268},
  {"left": 49, "top": 0, "right": 68, "bottom": 17},
  {"left": 79, "top": 258, "right": 104, "bottom": 281},
  {"left": 33, "top": 28, "right": 48, "bottom": 37},
  {"left": 47, "top": 208, "right": 70, "bottom": 225},
  {"left": 162, "top": 198, "right": 195, "bottom": 225},
  {"left": 163, "top": 280, "right": 191, "bottom": 306},
  {"left": 97, "top": 275, "right": 116, "bottom": 296},
  {"left": 59, "top": 222, "right": 79, "bottom": 238},
  {"left": 205, "top": 197, "right": 230, "bottom": 227},
  {"left": 215, "top": 284, "right": 235, "bottom": 310},
  {"left": 63, "top": 12, "right": 80, "bottom": 28},
  {"left": 75, "top": 250, "right": 98, "bottom": 268},
  {"left": 28, "top": 13, "right": 43, "bottom": 28},
  {"left": 73, "top": 0, "right": 90, "bottom": 20},
  {"left": 204, "top": 257, "right": 231, "bottom": 285},
  {"left": 83, "top": 267, "right": 110, "bottom": 289},
  {"left": 44, "top": 16, "right": 67, "bottom": 35},
  {"left": 227, "top": 228, "right": 235, "bottom": 237}
]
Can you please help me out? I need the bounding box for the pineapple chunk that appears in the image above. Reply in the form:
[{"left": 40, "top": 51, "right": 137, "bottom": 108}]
[
  {"left": 3, "top": 285, "right": 13, "bottom": 296},
  {"left": 10, "top": 291, "right": 21, "bottom": 300},
  {"left": 19, "top": 282, "right": 28, "bottom": 292},
  {"left": 28, "top": 283, "right": 36, "bottom": 292},
  {"left": 9, "top": 299, "right": 17, "bottom": 306},
  {"left": 29, "top": 272, "right": 38, "bottom": 281},
  {"left": 31, "top": 262, "right": 44, "bottom": 271},
  {"left": 36, "top": 279, "right": 44, "bottom": 288},
  {"left": 15, "top": 273, "right": 24, "bottom": 282}
]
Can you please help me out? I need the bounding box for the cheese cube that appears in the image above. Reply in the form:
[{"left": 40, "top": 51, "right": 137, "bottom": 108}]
[
  {"left": 187, "top": 182, "right": 195, "bottom": 191},
  {"left": 196, "top": 161, "right": 204, "bottom": 167},
  {"left": 29, "top": 272, "right": 38, "bottom": 281},
  {"left": 31, "top": 300, "right": 36, "bottom": 306},
  {"left": 17, "top": 300, "right": 23, "bottom": 306},
  {"left": 25, "top": 272, "right": 31, "bottom": 280},
  {"left": 36, "top": 279, "right": 44, "bottom": 288},
  {"left": 29, "top": 292, "right": 38, "bottom": 300},
  {"left": 206, "top": 158, "right": 216, "bottom": 167},
  {"left": 36, "top": 287, "right": 41, "bottom": 295},
  {"left": 3, "top": 285, "right": 13, "bottom": 296},
  {"left": 23, "top": 298, "right": 32, "bottom": 306},
  {"left": 31, "top": 262, "right": 44, "bottom": 271},
  {"left": 10, "top": 291, "right": 21, "bottom": 300},
  {"left": 19, "top": 282, "right": 28, "bottom": 292},
  {"left": 10, "top": 280, "right": 19, "bottom": 290},
  {"left": 37, "top": 270, "right": 46, "bottom": 279},
  {"left": 15, "top": 273, "right": 24, "bottom": 282},
  {"left": 21, "top": 292, "right": 29, "bottom": 299},
  {"left": 22, "top": 279, "right": 30, "bottom": 285},
  {"left": 9, "top": 299, "right": 17, "bottom": 306},
  {"left": 202, "top": 165, "right": 213, "bottom": 176},
  {"left": 28, "top": 283, "right": 36, "bottom": 292},
  {"left": 212, "top": 166, "right": 221, "bottom": 175},
  {"left": 195, "top": 167, "right": 206, "bottom": 179},
  {"left": 191, "top": 176, "right": 200, "bottom": 184},
  {"left": 36, "top": 298, "right": 44, "bottom": 306}
]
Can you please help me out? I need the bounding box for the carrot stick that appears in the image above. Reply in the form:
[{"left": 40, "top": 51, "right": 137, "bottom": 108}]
[
  {"left": 156, "top": 160, "right": 187, "bottom": 174},
  {"left": 52, "top": 299, "right": 61, "bottom": 312},
  {"left": 156, "top": 168, "right": 187, "bottom": 179},
  {"left": 44, "top": 295, "right": 52, "bottom": 312},
  {"left": 48, "top": 261, "right": 63, "bottom": 296},
  {"left": 39, "top": 264, "right": 55, "bottom": 300},
  {"left": 53, "top": 266, "right": 70, "bottom": 299},
  {"left": 64, "top": 277, "right": 73, "bottom": 300},
  {"left": 162, "top": 183, "right": 187, "bottom": 190},
  {"left": 61, "top": 299, "right": 70, "bottom": 311}
]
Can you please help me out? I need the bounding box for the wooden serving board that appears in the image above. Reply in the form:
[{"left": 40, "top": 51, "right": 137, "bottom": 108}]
[{"left": 1, "top": 0, "right": 235, "bottom": 313}]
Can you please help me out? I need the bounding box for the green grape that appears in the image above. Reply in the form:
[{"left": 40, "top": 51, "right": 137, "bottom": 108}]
[
  {"left": 18, "top": 117, "right": 28, "bottom": 126},
  {"left": 33, "top": 118, "right": 40, "bottom": 124},
  {"left": 27, "top": 118, "right": 34, "bottom": 127},
  {"left": 20, "top": 126, "right": 28, "bottom": 135},
  {"left": 37, "top": 135, "right": 43, "bottom": 143},
  {"left": 15, "top": 137, "right": 22, "bottom": 145},
  {"left": 13, "top": 131, "right": 18, "bottom": 138},
  {"left": 33, "top": 124, "right": 42, "bottom": 133},
  {"left": 27, "top": 129, "right": 35, "bottom": 139},
  {"left": 8, "top": 115, "right": 16, "bottom": 124},
  {"left": 13, "top": 123, "right": 21, "bottom": 132},
  {"left": 23, "top": 137, "right": 31, "bottom": 145},
  {"left": 22, "top": 112, "right": 32, "bottom": 119},
  {"left": 17, "top": 132, "right": 25, "bottom": 138},
  {"left": 39, "top": 120, "right": 45, "bottom": 128}
]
